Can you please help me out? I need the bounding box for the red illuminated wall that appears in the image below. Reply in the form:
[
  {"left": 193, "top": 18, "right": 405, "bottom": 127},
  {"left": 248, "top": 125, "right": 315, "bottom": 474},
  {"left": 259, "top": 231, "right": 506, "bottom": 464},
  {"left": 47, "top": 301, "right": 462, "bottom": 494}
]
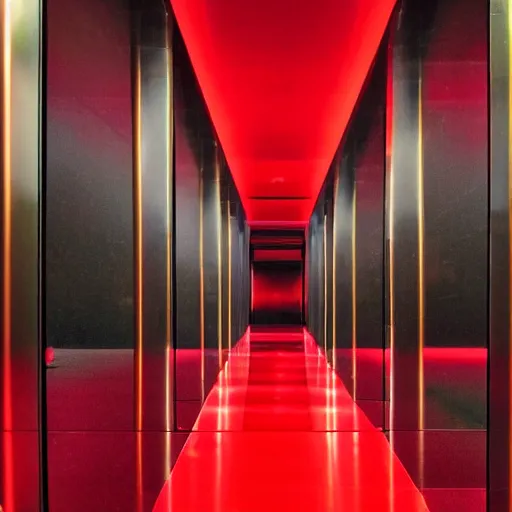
[{"left": 252, "top": 262, "right": 303, "bottom": 325}]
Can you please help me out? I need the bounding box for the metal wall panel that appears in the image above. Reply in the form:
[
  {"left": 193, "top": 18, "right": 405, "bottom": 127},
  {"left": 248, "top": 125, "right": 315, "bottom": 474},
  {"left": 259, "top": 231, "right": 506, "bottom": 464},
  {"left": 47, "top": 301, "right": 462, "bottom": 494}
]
[
  {"left": 387, "top": 1, "right": 423, "bottom": 432},
  {"left": 132, "top": 1, "right": 174, "bottom": 433},
  {"left": 386, "top": 0, "right": 488, "bottom": 501},
  {"left": 174, "top": 24, "right": 249, "bottom": 426},
  {"left": 1, "top": 0, "right": 43, "bottom": 509},
  {"left": 329, "top": 49, "right": 386, "bottom": 413},
  {"left": 46, "top": 0, "right": 134, "bottom": 434},
  {"left": 387, "top": 0, "right": 488, "bottom": 433},
  {"left": 489, "top": 0, "right": 511, "bottom": 508},
  {"left": 46, "top": 0, "right": 134, "bottom": 352}
]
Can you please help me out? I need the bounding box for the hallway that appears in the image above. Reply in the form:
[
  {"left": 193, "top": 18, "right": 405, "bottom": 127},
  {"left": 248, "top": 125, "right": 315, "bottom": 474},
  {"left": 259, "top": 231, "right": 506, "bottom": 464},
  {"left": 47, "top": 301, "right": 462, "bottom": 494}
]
[
  {"left": 153, "top": 327, "right": 428, "bottom": 511},
  {"left": 0, "top": 0, "right": 504, "bottom": 510}
]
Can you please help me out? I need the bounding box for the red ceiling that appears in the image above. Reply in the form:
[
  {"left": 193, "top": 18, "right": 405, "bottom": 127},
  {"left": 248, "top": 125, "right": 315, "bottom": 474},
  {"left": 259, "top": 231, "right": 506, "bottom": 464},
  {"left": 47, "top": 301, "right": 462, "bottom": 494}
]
[{"left": 171, "top": 0, "right": 396, "bottom": 222}]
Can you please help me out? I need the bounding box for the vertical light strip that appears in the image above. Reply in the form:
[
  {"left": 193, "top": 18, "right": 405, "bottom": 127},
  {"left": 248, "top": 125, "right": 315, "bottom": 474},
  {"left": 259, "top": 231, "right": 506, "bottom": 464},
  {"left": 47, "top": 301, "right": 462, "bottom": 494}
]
[
  {"left": 507, "top": 1, "right": 512, "bottom": 503},
  {"left": 387, "top": 42, "right": 395, "bottom": 512},
  {"left": 133, "top": 39, "right": 144, "bottom": 512},
  {"left": 164, "top": 23, "right": 173, "bottom": 474},
  {"left": 352, "top": 184, "right": 357, "bottom": 400},
  {"left": 388, "top": 137, "right": 396, "bottom": 512},
  {"left": 216, "top": 153, "right": 223, "bottom": 368},
  {"left": 136, "top": 431, "right": 143, "bottom": 512},
  {"left": 228, "top": 207, "right": 232, "bottom": 350},
  {"left": 2, "top": 0, "right": 12, "bottom": 434},
  {"left": 323, "top": 216, "right": 327, "bottom": 354},
  {"left": 417, "top": 61, "right": 426, "bottom": 492},
  {"left": 133, "top": 43, "right": 144, "bottom": 432},
  {"left": 2, "top": 4, "right": 13, "bottom": 511},
  {"left": 332, "top": 176, "right": 338, "bottom": 369},
  {"left": 199, "top": 170, "right": 205, "bottom": 401},
  {"left": 417, "top": 62, "right": 425, "bottom": 436}
]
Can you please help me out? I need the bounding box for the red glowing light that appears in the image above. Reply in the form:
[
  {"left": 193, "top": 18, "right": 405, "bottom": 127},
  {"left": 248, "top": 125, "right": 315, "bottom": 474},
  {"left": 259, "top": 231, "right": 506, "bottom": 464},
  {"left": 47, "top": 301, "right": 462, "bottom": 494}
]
[
  {"left": 252, "top": 264, "right": 303, "bottom": 314},
  {"left": 45, "top": 347, "right": 55, "bottom": 366},
  {"left": 152, "top": 327, "right": 428, "bottom": 511},
  {"left": 170, "top": 0, "right": 397, "bottom": 222}
]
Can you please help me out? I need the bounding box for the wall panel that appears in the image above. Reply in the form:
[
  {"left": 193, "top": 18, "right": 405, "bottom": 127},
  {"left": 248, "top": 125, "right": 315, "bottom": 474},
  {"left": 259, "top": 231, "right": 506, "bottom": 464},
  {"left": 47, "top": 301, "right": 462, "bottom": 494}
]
[
  {"left": 489, "top": 0, "right": 512, "bottom": 508},
  {"left": 0, "top": 0, "right": 43, "bottom": 509},
  {"left": 174, "top": 25, "right": 249, "bottom": 429},
  {"left": 387, "top": 0, "right": 488, "bottom": 504}
]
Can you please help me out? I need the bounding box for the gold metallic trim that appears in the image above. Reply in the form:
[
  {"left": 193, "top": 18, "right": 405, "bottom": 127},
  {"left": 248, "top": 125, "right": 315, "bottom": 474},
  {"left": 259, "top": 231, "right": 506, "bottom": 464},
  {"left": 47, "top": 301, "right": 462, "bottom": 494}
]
[
  {"left": 387, "top": 36, "right": 395, "bottom": 512},
  {"left": 352, "top": 184, "right": 357, "bottom": 399},
  {"left": 323, "top": 216, "right": 327, "bottom": 354},
  {"left": 199, "top": 168, "right": 205, "bottom": 401},
  {"left": 133, "top": 43, "right": 144, "bottom": 432},
  {"left": 228, "top": 203, "right": 232, "bottom": 350},
  {"left": 417, "top": 60, "right": 425, "bottom": 436},
  {"left": 216, "top": 152, "right": 223, "bottom": 368},
  {"left": 2, "top": 0, "right": 12, "bottom": 434},
  {"left": 136, "top": 430, "right": 143, "bottom": 512},
  {"left": 507, "top": 0, "right": 512, "bottom": 502},
  {"left": 164, "top": 22, "right": 174, "bottom": 445},
  {"left": 332, "top": 175, "right": 339, "bottom": 368}
]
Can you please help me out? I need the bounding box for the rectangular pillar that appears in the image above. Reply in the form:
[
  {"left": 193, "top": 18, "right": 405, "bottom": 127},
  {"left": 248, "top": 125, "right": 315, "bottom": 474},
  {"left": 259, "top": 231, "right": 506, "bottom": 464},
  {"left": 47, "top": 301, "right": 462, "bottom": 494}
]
[
  {"left": 0, "top": 0, "right": 43, "bottom": 509},
  {"left": 333, "top": 47, "right": 387, "bottom": 422},
  {"left": 173, "top": 23, "right": 249, "bottom": 430},
  {"left": 489, "top": 0, "right": 512, "bottom": 508},
  {"left": 133, "top": 1, "right": 174, "bottom": 434},
  {"left": 388, "top": 0, "right": 488, "bottom": 498}
]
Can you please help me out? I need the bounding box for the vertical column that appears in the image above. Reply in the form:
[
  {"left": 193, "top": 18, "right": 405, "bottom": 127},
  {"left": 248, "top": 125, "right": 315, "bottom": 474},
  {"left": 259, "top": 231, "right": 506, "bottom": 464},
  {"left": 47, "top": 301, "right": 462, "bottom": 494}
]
[
  {"left": 307, "top": 205, "right": 326, "bottom": 348},
  {"left": 220, "top": 153, "right": 230, "bottom": 358},
  {"left": 324, "top": 180, "right": 334, "bottom": 361},
  {"left": 1, "top": 0, "right": 42, "bottom": 509},
  {"left": 132, "top": 3, "right": 174, "bottom": 509},
  {"left": 202, "top": 140, "right": 222, "bottom": 379},
  {"left": 333, "top": 154, "right": 356, "bottom": 397},
  {"left": 46, "top": 0, "right": 134, "bottom": 507},
  {"left": 389, "top": 0, "right": 488, "bottom": 498},
  {"left": 489, "top": 0, "right": 512, "bottom": 508},
  {"left": 387, "top": 2, "right": 423, "bottom": 432},
  {"left": 133, "top": 0, "right": 174, "bottom": 434}
]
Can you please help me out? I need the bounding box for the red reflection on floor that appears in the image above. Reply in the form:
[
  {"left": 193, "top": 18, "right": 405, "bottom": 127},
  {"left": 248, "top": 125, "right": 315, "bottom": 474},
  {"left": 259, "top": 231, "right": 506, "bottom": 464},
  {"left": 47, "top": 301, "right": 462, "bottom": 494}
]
[{"left": 153, "top": 328, "right": 428, "bottom": 511}]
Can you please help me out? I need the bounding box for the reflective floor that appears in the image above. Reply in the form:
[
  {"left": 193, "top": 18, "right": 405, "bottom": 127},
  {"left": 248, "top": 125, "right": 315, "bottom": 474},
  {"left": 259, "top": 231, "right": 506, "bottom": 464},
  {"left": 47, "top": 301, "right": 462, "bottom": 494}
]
[
  {"left": 153, "top": 328, "right": 426, "bottom": 511},
  {"left": 42, "top": 328, "right": 486, "bottom": 511}
]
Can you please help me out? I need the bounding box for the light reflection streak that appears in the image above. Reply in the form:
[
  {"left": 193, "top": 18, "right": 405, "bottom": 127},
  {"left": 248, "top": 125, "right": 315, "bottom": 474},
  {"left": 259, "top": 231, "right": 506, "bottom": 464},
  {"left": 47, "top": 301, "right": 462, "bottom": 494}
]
[
  {"left": 133, "top": 40, "right": 143, "bottom": 507},
  {"left": 216, "top": 151, "right": 223, "bottom": 369},
  {"left": 323, "top": 216, "right": 327, "bottom": 354},
  {"left": 1, "top": 0, "right": 14, "bottom": 509},
  {"left": 352, "top": 184, "right": 357, "bottom": 400},
  {"left": 165, "top": 18, "right": 174, "bottom": 439},
  {"left": 228, "top": 207, "right": 232, "bottom": 350},
  {"left": 134, "top": 43, "right": 144, "bottom": 432},
  {"left": 199, "top": 167, "right": 205, "bottom": 401},
  {"left": 417, "top": 59, "right": 425, "bottom": 487},
  {"left": 332, "top": 174, "right": 338, "bottom": 369},
  {"left": 387, "top": 39, "right": 395, "bottom": 512},
  {"left": 508, "top": 0, "right": 512, "bottom": 501},
  {"left": 2, "top": 0, "right": 12, "bottom": 435},
  {"left": 136, "top": 431, "right": 143, "bottom": 512}
]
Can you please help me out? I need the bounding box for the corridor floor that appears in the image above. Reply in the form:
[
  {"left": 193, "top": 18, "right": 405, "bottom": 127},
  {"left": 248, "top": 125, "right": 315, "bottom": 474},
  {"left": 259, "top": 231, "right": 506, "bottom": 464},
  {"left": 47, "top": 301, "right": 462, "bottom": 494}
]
[{"left": 153, "top": 327, "right": 429, "bottom": 511}]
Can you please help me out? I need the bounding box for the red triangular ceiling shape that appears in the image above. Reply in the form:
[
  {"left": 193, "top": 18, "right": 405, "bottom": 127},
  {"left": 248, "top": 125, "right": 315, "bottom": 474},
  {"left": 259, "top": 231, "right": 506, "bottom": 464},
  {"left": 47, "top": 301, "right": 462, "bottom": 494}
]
[{"left": 171, "top": 0, "right": 396, "bottom": 222}]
